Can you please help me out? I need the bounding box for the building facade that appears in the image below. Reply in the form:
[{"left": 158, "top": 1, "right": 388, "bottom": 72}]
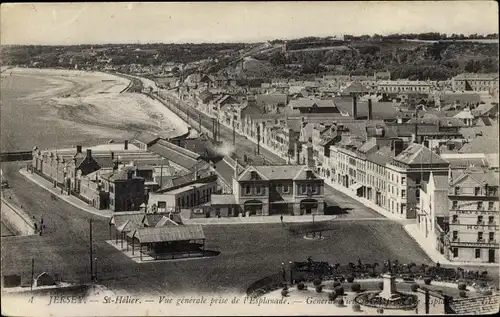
[{"left": 445, "top": 169, "right": 499, "bottom": 263}]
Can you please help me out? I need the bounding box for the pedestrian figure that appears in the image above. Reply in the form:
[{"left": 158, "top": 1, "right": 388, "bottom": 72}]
[{"left": 280, "top": 214, "right": 283, "bottom": 223}]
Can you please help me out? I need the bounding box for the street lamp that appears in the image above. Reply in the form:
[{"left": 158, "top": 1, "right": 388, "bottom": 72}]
[
  {"left": 94, "top": 257, "right": 98, "bottom": 282},
  {"left": 289, "top": 261, "right": 293, "bottom": 284},
  {"left": 281, "top": 262, "right": 286, "bottom": 283}
]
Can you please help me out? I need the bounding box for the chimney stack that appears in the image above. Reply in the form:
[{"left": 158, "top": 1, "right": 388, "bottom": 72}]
[
  {"left": 124, "top": 140, "right": 129, "bottom": 150},
  {"left": 76, "top": 145, "right": 82, "bottom": 154},
  {"left": 391, "top": 139, "right": 405, "bottom": 157},
  {"left": 351, "top": 94, "right": 358, "bottom": 120},
  {"left": 111, "top": 152, "right": 115, "bottom": 160},
  {"left": 412, "top": 123, "right": 419, "bottom": 143},
  {"left": 368, "top": 98, "right": 373, "bottom": 121},
  {"left": 86, "top": 149, "right": 92, "bottom": 162}
]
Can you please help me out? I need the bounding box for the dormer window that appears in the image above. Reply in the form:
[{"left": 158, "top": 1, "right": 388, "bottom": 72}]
[
  {"left": 306, "top": 170, "right": 314, "bottom": 180},
  {"left": 250, "top": 171, "right": 258, "bottom": 180}
]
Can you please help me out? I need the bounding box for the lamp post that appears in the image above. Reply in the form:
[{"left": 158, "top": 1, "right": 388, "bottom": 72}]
[
  {"left": 289, "top": 261, "right": 293, "bottom": 284},
  {"left": 281, "top": 262, "right": 286, "bottom": 283},
  {"left": 94, "top": 257, "right": 98, "bottom": 282}
]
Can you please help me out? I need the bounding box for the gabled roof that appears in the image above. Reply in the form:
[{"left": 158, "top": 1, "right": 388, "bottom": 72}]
[
  {"left": 342, "top": 80, "right": 372, "bottom": 94},
  {"left": 367, "top": 146, "right": 393, "bottom": 166},
  {"left": 450, "top": 169, "right": 499, "bottom": 187},
  {"left": 394, "top": 144, "right": 449, "bottom": 166},
  {"left": 288, "top": 97, "right": 336, "bottom": 109},
  {"left": 134, "top": 131, "right": 161, "bottom": 146},
  {"left": 237, "top": 165, "right": 270, "bottom": 181},
  {"left": 110, "top": 213, "right": 145, "bottom": 232},
  {"left": 128, "top": 225, "right": 205, "bottom": 243}
]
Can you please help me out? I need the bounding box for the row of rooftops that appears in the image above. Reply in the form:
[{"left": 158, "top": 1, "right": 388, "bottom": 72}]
[{"left": 235, "top": 164, "right": 321, "bottom": 182}]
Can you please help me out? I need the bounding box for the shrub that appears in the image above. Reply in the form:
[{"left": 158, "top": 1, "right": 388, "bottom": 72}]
[
  {"left": 378, "top": 282, "right": 384, "bottom": 290},
  {"left": 351, "top": 283, "right": 361, "bottom": 292},
  {"left": 328, "top": 292, "right": 337, "bottom": 301},
  {"left": 347, "top": 275, "right": 355, "bottom": 283},
  {"left": 424, "top": 277, "right": 432, "bottom": 285},
  {"left": 458, "top": 283, "right": 467, "bottom": 291},
  {"left": 334, "top": 297, "right": 344, "bottom": 307},
  {"left": 316, "top": 285, "right": 323, "bottom": 293},
  {"left": 333, "top": 281, "right": 341, "bottom": 288},
  {"left": 313, "top": 278, "right": 322, "bottom": 287},
  {"left": 377, "top": 308, "right": 384, "bottom": 314},
  {"left": 334, "top": 286, "right": 344, "bottom": 296},
  {"left": 339, "top": 276, "right": 346, "bottom": 283},
  {"left": 297, "top": 282, "right": 305, "bottom": 291},
  {"left": 283, "top": 284, "right": 289, "bottom": 291},
  {"left": 459, "top": 291, "right": 467, "bottom": 298},
  {"left": 352, "top": 303, "right": 361, "bottom": 312},
  {"left": 411, "top": 283, "right": 419, "bottom": 292},
  {"left": 281, "top": 289, "right": 289, "bottom": 297}
]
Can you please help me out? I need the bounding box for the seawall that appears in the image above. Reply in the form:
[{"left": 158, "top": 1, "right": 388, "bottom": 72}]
[{"left": 1, "top": 198, "right": 36, "bottom": 236}]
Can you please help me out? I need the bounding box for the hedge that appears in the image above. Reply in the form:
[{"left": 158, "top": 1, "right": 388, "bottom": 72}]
[
  {"left": 334, "top": 286, "right": 344, "bottom": 295},
  {"left": 411, "top": 283, "right": 419, "bottom": 292},
  {"left": 346, "top": 275, "right": 355, "bottom": 283},
  {"left": 351, "top": 283, "right": 361, "bottom": 292}
]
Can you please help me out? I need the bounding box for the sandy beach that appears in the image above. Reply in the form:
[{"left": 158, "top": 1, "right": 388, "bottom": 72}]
[{"left": 1, "top": 68, "right": 189, "bottom": 151}]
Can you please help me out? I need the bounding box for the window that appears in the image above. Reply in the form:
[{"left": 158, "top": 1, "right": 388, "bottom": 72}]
[
  {"left": 109, "top": 185, "right": 114, "bottom": 193},
  {"left": 475, "top": 249, "right": 481, "bottom": 259},
  {"left": 452, "top": 231, "right": 458, "bottom": 240},
  {"left": 312, "top": 184, "right": 319, "bottom": 194},
  {"left": 452, "top": 201, "right": 458, "bottom": 209},
  {"left": 477, "top": 202, "right": 483, "bottom": 210},
  {"left": 489, "top": 232, "right": 495, "bottom": 242},
  {"left": 300, "top": 184, "right": 307, "bottom": 194},
  {"left": 454, "top": 186, "right": 460, "bottom": 195},
  {"left": 478, "top": 232, "right": 483, "bottom": 241},
  {"left": 478, "top": 215, "right": 483, "bottom": 224},
  {"left": 452, "top": 248, "right": 458, "bottom": 258},
  {"left": 475, "top": 187, "right": 481, "bottom": 196},
  {"left": 256, "top": 185, "right": 263, "bottom": 195},
  {"left": 452, "top": 215, "right": 458, "bottom": 223},
  {"left": 489, "top": 216, "right": 495, "bottom": 224},
  {"left": 401, "top": 177, "right": 406, "bottom": 185},
  {"left": 158, "top": 201, "right": 166, "bottom": 209},
  {"left": 282, "top": 184, "right": 290, "bottom": 194},
  {"left": 488, "top": 202, "right": 494, "bottom": 210},
  {"left": 250, "top": 171, "right": 258, "bottom": 180},
  {"left": 245, "top": 185, "right": 251, "bottom": 195}
]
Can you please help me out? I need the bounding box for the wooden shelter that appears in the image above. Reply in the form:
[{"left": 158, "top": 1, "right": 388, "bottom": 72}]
[{"left": 127, "top": 225, "right": 206, "bottom": 261}]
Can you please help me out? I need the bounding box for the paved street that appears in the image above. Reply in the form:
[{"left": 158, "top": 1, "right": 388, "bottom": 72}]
[{"left": 1, "top": 161, "right": 438, "bottom": 295}]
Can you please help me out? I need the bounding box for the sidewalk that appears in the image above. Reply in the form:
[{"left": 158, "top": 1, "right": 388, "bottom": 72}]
[
  {"left": 19, "top": 169, "right": 112, "bottom": 219},
  {"left": 182, "top": 214, "right": 338, "bottom": 225},
  {"left": 404, "top": 223, "right": 499, "bottom": 268},
  {"left": 324, "top": 179, "right": 404, "bottom": 222}
]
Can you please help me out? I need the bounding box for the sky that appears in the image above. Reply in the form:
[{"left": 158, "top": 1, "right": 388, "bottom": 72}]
[{"left": 1, "top": 1, "right": 499, "bottom": 45}]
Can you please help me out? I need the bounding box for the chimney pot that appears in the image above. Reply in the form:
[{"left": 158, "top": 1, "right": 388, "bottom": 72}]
[
  {"left": 86, "top": 149, "right": 92, "bottom": 162},
  {"left": 124, "top": 140, "right": 129, "bottom": 150},
  {"left": 368, "top": 98, "right": 373, "bottom": 120},
  {"left": 352, "top": 94, "right": 358, "bottom": 120},
  {"left": 76, "top": 145, "right": 82, "bottom": 154}
]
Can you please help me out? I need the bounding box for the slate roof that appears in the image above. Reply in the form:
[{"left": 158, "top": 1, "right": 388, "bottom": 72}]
[
  {"left": 459, "top": 137, "right": 499, "bottom": 154},
  {"left": 134, "top": 131, "right": 161, "bottom": 146},
  {"left": 128, "top": 225, "right": 205, "bottom": 243},
  {"left": 394, "top": 144, "right": 449, "bottom": 165},
  {"left": 407, "top": 117, "right": 465, "bottom": 127},
  {"left": 149, "top": 141, "right": 199, "bottom": 170},
  {"left": 255, "top": 94, "right": 288, "bottom": 106},
  {"left": 449, "top": 295, "right": 500, "bottom": 315},
  {"left": 288, "top": 97, "right": 337, "bottom": 109},
  {"left": 366, "top": 146, "right": 393, "bottom": 166},
  {"left": 342, "top": 80, "right": 372, "bottom": 94},
  {"left": 101, "top": 168, "right": 144, "bottom": 182},
  {"left": 110, "top": 213, "right": 145, "bottom": 232}
]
